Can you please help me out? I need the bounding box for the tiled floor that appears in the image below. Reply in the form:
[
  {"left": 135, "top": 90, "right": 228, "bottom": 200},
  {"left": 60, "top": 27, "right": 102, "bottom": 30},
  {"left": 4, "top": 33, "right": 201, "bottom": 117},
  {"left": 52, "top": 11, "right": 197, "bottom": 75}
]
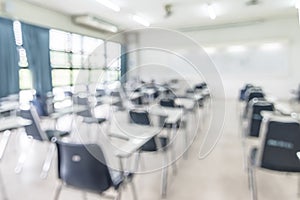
[{"left": 1, "top": 99, "right": 300, "bottom": 200}]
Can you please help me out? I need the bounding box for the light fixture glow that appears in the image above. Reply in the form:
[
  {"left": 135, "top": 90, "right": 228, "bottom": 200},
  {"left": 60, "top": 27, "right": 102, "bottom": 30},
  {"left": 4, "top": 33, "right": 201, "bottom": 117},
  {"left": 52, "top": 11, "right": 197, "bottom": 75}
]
[
  {"left": 260, "top": 43, "right": 282, "bottom": 51},
  {"left": 132, "top": 15, "right": 150, "bottom": 27},
  {"left": 204, "top": 47, "right": 217, "bottom": 54},
  {"left": 295, "top": 0, "right": 300, "bottom": 9},
  {"left": 206, "top": 3, "right": 216, "bottom": 20},
  {"left": 95, "top": 0, "right": 120, "bottom": 12},
  {"left": 227, "top": 45, "right": 246, "bottom": 53}
]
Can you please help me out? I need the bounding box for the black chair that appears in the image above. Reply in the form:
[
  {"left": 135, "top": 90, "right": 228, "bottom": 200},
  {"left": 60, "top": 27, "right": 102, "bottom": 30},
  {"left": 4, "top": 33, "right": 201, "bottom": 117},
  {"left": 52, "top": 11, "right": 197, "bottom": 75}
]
[
  {"left": 129, "top": 110, "right": 168, "bottom": 152},
  {"left": 246, "top": 100, "right": 275, "bottom": 137},
  {"left": 243, "top": 89, "right": 265, "bottom": 118},
  {"left": 54, "top": 141, "right": 136, "bottom": 200},
  {"left": 159, "top": 99, "right": 182, "bottom": 129},
  {"left": 17, "top": 105, "right": 69, "bottom": 178},
  {"left": 248, "top": 115, "right": 300, "bottom": 200},
  {"left": 239, "top": 84, "right": 254, "bottom": 101}
]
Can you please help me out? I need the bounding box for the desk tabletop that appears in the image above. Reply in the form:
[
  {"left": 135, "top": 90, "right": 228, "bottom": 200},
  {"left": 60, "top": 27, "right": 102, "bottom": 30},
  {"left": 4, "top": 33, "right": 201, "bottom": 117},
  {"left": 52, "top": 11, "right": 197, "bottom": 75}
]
[
  {"left": 0, "top": 102, "right": 19, "bottom": 113},
  {"left": 175, "top": 98, "right": 196, "bottom": 111},
  {"left": 50, "top": 105, "right": 88, "bottom": 119},
  {"left": 0, "top": 116, "right": 32, "bottom": 132},
  {"left": 149, "top": 105, "right": 184, "bottom": 123},
  {"left": 109, "top": 122, "right": 161, "bottom": 157}
]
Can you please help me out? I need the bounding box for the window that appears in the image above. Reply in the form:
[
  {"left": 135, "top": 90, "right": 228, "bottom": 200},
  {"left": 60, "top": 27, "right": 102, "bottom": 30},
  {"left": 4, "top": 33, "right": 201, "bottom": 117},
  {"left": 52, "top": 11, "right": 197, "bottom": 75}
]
[{"left": 49, "top": 29, "right": 122, "bottom": 89}]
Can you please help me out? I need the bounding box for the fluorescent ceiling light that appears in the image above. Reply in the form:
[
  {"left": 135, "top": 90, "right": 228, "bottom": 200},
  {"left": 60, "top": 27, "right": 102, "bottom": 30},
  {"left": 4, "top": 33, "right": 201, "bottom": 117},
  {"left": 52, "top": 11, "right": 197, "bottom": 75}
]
[
  {"left": 132, "top": 15, "right": 150, "bottom": 27},
  {"left": 73, "top": 15, "right": 118, "bottom": 33},
  {"left": 206, "top": 3, "right": 216, "bottom": 20},
  {"left": 204, "top": 47, "right": 217, "bottom": 54},
  {"left": 260, "top": 43, "right": 282, "bottom": 51},
  {"left": 295, "top": 0, "right": 300, "bottom": 9},
  {"left": 227, "top": 45, "right": 246, "bottom": 53},
  {"left": 95, "top": 0, "right": 120, "bottom": 12}
]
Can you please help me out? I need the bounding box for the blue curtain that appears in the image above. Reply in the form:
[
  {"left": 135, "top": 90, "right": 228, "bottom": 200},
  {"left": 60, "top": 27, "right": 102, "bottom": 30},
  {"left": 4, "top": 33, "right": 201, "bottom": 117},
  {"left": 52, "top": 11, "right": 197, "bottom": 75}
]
[
  {"left": 120, "top": 45, "right": 127, "bottom": 84},
  {"left": 0, "top": 17, "right": 20, "bottom": 98},
  {"left": 22, "top": 23, "right": 52, "bottom": 95}
]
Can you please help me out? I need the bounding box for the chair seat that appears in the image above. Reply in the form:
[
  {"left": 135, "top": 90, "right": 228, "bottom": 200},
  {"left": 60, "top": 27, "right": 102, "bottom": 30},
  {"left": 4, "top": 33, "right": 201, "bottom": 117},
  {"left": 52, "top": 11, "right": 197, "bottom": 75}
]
[
  {"left": 45, "top": 130, "right": 69, "bottom": 141},
  {"left": 141, "top": 136, "right": 169, "bottom": 152},
  {"left": 82, "top": 117, "right": 106, "bottom": 124}
]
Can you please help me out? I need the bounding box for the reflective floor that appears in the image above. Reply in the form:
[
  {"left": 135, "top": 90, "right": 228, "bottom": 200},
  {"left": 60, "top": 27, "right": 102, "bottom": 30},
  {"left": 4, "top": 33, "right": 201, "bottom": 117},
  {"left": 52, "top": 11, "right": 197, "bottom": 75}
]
[{"left": 1, "top": 99, "right": 300, "bottom": 200}]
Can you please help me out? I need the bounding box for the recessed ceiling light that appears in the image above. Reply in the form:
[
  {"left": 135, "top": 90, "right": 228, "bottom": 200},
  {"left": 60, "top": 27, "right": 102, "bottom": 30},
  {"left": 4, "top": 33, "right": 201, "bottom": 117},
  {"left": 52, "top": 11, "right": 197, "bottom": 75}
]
[
  {"left": 205, "top": 3, "right": 216, "bottom": 20},
  {"left": 95, "top": 0, "right": 120, "bottom": 12},
  {"left": 132, "top": 15, "right": 150, "bottom": 27},
  {"left": 227, "top": 45, "right": 247, "bottom": 53}
]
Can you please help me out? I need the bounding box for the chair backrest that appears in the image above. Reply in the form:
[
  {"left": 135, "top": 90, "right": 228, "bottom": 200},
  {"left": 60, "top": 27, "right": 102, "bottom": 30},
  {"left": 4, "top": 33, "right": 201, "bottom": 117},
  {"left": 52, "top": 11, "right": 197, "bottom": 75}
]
[
  {"left": 246, "top": 88, "right": 264, "bottom": 103},
  {"left": 56, "top": 141, "right": 113, "bottom": 192},
  {"left": 257, "top": 116, "right": 300, "bottom": 172},
  {"left": 247, "top": 100, "right": 275, "bottom": 137},
  {"left": 160, "top": 98, "right": 175, "bottom": 108},
  {"left": 129, "top": 110, "right": 150, "bottom": 125},
  {"left": 239, "top": 84, "right": 254, "bottom": 101},
  {"left": 19, "top": 106, "right": 47, "bottom": 141}
]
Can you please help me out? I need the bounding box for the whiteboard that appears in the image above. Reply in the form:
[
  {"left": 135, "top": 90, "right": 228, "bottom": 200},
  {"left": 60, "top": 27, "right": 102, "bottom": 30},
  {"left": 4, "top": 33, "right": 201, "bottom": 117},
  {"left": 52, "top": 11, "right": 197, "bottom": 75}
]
[{"left": 207, "top": 42, "right": 290, "bottom": 78}]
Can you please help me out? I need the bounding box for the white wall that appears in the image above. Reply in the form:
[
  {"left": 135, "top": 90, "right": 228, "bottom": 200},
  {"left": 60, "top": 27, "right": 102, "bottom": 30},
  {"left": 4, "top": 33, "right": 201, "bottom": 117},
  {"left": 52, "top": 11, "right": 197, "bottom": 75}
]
[{"left": 126, "top": 17, "right": 300, "bottom": 100}]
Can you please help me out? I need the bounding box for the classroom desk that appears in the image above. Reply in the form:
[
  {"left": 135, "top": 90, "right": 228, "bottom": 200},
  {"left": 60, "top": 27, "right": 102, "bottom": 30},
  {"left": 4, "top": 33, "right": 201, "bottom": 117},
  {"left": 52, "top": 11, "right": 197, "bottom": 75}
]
[
  {"left": 0, "top": 101, "right": 19, "bottom": 115},
  {"left": 50, "top": 105, "right": 88, "bottom": 119},
  {"left": 96, "top": 96, "right": 120, "bottom": 105},
  {"left": 108, "top": 121, "right": 170, "bottom": 198},
  {"left": 175, "top": 97, "right": 197, "bottom": 111}
]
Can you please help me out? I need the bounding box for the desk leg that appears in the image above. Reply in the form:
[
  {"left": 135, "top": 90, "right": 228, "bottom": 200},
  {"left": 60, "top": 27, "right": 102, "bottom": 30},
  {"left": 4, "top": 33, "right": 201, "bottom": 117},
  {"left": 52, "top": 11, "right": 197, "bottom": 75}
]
[
  {"left": 161, "top": 150, "right": 168, "bottom": 198},
  {"left": 0, "top": 130, "right": 12, "bottom": 161},
  {"left": 171, "top": 124, "right": 177, "bottom": 175},
  {"left": 183, "top": 113, "right": 189, "bottom": 160}
]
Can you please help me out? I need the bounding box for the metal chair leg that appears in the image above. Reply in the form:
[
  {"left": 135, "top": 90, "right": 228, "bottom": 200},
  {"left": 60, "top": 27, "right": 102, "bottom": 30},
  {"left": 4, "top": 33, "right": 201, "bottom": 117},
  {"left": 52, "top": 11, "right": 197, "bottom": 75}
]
[
  {"left": 82, "top": 192, "right": 88, "bottom": 200},
  {"left": 161, "top": 151, "right": 169, "bottom": 198},
  {"left": 40, "top": 143, "right": 56, "bottom": 179},
  {"left": 249, "top": 164, "right": 257, "bottom": 200},
  {"left": 0, "top": 169, "right": 8, "bottom": 200},
  {"left": 53, "top": 182, "right": 63, "bottom": 200},
  {"left": 15, "top": 136, "right": 34, "bottom": 174},
  {"left": 130, "top": 181, "right": 138, "bottom": 200},
  {"left": 114, "top": 188, "right": 122, "bottom": 200},
  {"left": 171, "top": 125, "right": 177, "bottom": 175},
  {"left": 0, "top": 130, "right": 12, "bottom": 161},
  {"left": 298, "top": 175, "right": 300, "bottom": 197}
]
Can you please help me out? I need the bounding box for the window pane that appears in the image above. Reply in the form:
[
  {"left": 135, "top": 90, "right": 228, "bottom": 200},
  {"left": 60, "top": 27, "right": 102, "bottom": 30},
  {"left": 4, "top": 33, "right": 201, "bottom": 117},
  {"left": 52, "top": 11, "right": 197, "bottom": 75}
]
[
  {"left": 72, "top": 54, "right": 83, "bottom": 68},
  {"left": 50, "top": 51, "right": 70, "bottom": 68},
  {"left": 50, "top": 30, "right": 71, "bottom": 51},
  {"left": 71, "top": 34, "right": 82, "bottom": 53},
  {"left": 90, "top": 69, "right": 105, "bottom": 83},
  {"left": 52, "top": 69, "right": 71, "bottom": 87},
  {"left": 72, "top": 70, "right": 89, "bottom": 85},
  {"left": 83, "top": 36, "right": 103, "bottom": 55},
  {"left": 107, "top": 42, "right": 121, "bottom": 69},
  {"left": 19, "top": 69, "right": 33, "bottom": 90},
  {"left": 106, "top": 70, "right": 120, "bottom": 82}
]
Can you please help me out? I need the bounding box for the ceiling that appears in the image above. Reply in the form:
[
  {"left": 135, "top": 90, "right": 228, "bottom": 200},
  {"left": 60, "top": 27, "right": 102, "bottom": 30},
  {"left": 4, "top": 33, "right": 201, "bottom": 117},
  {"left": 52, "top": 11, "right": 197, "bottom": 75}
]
[{"left": 23, "top": 0, "right": 298, "bottom": 31}]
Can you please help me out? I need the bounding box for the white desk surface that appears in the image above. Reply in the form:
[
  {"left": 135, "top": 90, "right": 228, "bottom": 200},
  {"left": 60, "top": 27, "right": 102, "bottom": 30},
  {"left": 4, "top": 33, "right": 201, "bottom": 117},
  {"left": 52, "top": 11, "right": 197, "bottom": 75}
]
[
  {"left": 274, "top": 103, "right": 294, "bottom": 116},
  {"left": 0, "top": 116, "right": 32, "bottom": 132},
  {"left": 0, "top": 102, "right": 19, "bottom": 113},
  {"left": 97, "top": 96, "right": 120, "bottom": 105},
  {"left": 128, "top": 92, "right": 143, "bottom": 100},
  {"left": 109, "top": 122, "right": 161, "bottom": 157},
  {"left": 175, "top": 98, "right": 196, "bottom": 111},
  {"left": 50, "top": 105, "right": 88, "bottom": 119},
  {"left": 149, "top": 105, "right": 184, "bottom": 124}
]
